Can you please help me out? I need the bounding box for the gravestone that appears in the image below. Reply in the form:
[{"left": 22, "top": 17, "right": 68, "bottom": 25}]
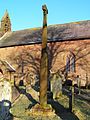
[
  {"left": 50, "top": 72, "right": 62, "bottom": 99},
  {"left": 0, "top": 80, "right": 12, "bottom": 101},
  {"left": 0, "top": 78, "right": 12, "bottom": 119}
]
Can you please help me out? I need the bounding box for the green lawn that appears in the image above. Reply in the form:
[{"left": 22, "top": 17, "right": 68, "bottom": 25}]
[{"left": 10, "top": 88, "right": 90, "bottom": 120}]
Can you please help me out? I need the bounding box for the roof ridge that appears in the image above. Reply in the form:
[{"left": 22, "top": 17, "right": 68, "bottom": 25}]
[
  {"left": 13, "top": 20, "right": 90, "bottom": 32},
  {"left": 48, "top": 20, "right": 90, "bottom": 27}
]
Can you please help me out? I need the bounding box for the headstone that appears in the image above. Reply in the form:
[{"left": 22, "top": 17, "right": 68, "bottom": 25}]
[
  {"left": 51, "top": 73, "right": 62, "bottom": 99},
  {"left": 0, "top": 79, "right": 12, "bottom": 102},
  {"left": 0, "top": 78, "right": 12, "bottom": 119}
]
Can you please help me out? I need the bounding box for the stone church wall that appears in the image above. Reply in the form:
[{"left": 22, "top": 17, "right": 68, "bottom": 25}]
[{"left": 0, "top": 39, "right": 89, "bottom": 86}]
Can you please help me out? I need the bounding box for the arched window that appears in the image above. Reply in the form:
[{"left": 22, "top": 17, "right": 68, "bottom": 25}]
[{"left": 66, "top": 52, "right": 75, "bottom": 73}]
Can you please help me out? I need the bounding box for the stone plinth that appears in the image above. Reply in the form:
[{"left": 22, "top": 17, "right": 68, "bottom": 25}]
[{"left": 26, "top": 103, "right": 55, "bottom": 117}]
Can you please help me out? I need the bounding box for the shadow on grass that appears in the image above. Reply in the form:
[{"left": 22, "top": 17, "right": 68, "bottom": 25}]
[
  {"left": 48, "top": 99, "right": 79, "bottom": 120},
  {"left": 63, "top": 86, "right": 90, "bottom": 103},
  {"left": 14, "top": 80, "right": 38, "bottom": 110},
  {"left": 61, "top": 87, "right": 90, "bottom": 119},
  {"left": 75, "top": 96, "right": 90, "bottom": 118},
  {"left": 75, "top": 94, "right": 90, "bottom": 104}
]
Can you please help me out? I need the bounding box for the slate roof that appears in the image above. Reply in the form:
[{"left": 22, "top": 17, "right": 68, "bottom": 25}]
[{"left": 0, "top": 20, "right": 90, "bottom": 48}]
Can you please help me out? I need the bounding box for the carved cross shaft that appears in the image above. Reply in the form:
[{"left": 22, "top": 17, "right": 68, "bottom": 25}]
[{"left": 40, "top": 5, "right": 48, "bottom": 106}]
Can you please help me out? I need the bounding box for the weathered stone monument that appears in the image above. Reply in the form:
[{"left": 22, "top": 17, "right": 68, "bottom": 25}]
[
  {"left": 50, "top": 72, "right": 62, "bottom": 99},
  {"left": 0, "top": 78, "right": 12, "bottom": 119},
  {"left": 39, "top": 4, "right": 48, "bottom": 107},
  {"left": 28, "top": 5, "right": 57, "bottom": 118},
  {"left": 0, "top": 79, "right": 12, "bottom": 102}
]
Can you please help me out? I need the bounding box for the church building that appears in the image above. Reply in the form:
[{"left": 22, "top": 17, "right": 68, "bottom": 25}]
[{"left": 0, "top": 11, "right": 90, "bottom": 87}]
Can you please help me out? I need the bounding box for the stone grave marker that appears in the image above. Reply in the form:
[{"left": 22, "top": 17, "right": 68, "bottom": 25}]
[
  {"left": 50, "top": 72, "right": 62, "bottom": 99},
  {"left": 0, "top": 78, "right": 12, "bottom": 119}
]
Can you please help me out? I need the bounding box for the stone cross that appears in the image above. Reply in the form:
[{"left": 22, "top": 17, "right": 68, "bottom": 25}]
[{"left": 40, "top": 4, "right": 48, "bottom": 106}]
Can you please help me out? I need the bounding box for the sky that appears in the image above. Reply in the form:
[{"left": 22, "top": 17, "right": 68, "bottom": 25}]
[{"left": 0, "top": 0, "right": 90, "bottom": 31}]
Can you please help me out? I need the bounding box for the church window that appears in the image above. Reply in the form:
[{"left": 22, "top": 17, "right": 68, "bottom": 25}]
[{"left": 66, "top": 52, "right": 76, "bottom": 73}]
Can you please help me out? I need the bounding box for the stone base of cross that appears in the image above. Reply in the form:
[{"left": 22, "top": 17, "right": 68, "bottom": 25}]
[{"left": 26, "top": 103, "right": 55, "bottom": 117}]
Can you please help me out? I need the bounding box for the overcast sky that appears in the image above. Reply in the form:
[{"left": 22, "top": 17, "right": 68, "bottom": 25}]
[{"left": 0, "top": 0, "right": 90, "bottom": 31}]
